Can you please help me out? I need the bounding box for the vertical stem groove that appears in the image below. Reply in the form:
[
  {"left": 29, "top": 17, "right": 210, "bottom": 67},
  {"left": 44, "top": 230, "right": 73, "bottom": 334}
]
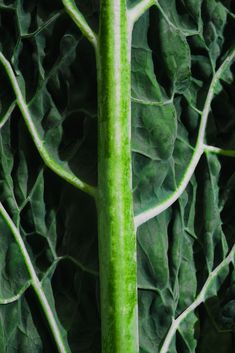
[{"left": 97, "top": 1, "right": 138, "bottom": 353}]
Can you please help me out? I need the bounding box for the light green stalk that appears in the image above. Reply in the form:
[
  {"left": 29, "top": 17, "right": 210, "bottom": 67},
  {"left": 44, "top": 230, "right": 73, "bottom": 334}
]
[{"left": 96, "top": 1, "right": 138, "bottom": 353}]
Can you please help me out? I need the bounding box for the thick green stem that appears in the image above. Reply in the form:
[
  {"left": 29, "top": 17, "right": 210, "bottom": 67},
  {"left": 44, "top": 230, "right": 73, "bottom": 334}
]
[{"left": 97, "top": 1, "right": 138, "bottom": 353}]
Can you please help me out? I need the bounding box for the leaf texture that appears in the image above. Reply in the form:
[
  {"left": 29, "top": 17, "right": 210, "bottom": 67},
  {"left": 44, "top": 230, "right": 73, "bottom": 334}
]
[
  {"left": 132, "top": 1, "right": 235, "bottom": 352},
  {"left": 0, "top": 1, "right": 234, "bottom": 353}
]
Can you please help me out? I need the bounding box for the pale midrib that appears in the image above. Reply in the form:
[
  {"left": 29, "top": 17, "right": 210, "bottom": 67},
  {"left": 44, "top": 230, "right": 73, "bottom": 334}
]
[
  {"left": 159, "top": 244, "right": 235, "bottom": 353},
  {"left": 0, "top": 52, "right": 97, "bottom": 198},
  {"left": 0, "top": 202, "right": 69, "bottom": 353},
  {"left": 135, "top": 48, "right": 235, "bottom": 228},
  {"left": 96, "top": 1, "right": 139, "bottom": 352}
]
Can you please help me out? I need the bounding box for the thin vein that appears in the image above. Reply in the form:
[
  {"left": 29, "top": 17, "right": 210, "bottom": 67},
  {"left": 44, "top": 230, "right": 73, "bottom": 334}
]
[
  {"left": 19, "top": 168, "right": 45, "bottom": 212},
  {"left": 131, "top": 96, "right": 173, "bottom": 106},
  {"left": 21, "top": 12, "right": 62, "bottom": 38},
  {"left": 159, "top": 244, "right": 235, "bottom": 353},
  {"left": 0, "top": 101, "right": 16, "bottom": 129},
  {"left": 155, "top": 1, "right": 199, "bottom": 36},
  {"left": 0, "top": 281, "right": 31, "bottom": 304},
  {"left": 42, "top": 256, "right": 99, "bottom": 282}
]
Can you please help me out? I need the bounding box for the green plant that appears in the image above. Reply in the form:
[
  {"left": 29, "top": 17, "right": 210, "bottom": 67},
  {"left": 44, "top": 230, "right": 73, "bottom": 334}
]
[{"left": 0, "top": 1, "right": 234, "bottom": 353}]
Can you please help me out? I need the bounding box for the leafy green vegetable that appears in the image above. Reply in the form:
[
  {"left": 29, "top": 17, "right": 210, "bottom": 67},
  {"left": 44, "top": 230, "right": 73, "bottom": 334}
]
[{"left": 0, "top": 1, "right": 234, "bottom": 353}]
